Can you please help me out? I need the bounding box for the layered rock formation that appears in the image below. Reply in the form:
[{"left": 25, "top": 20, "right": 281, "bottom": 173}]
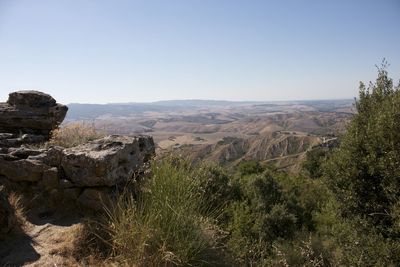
[
  {"left": 0, "top": 90, "right": 68, "bottom": 147},
  {"left": 0, "top": 91, "right": 155, "bottom": 212},
  {"left": 0, "top": 135, "right": 154, "bottom": 210}
]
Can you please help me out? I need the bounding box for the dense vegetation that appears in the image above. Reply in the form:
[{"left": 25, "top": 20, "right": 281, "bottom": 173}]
[{"left": 85, "top": 65, "right": 400, "bottom": 266}]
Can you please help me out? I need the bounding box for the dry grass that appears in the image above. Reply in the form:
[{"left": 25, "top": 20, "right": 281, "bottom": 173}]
[
  {"left": 49, "top": 122, "right": 105, "bottom": 148},
  {"left": 105, "top": 161, "right": 213, "bottom": 266},
  {"left": 7, "top": 192, "right": 26, "bottom": 232},
  {"left": 0, "top": 188, "right": 26, "bottom": 240},
  {"left": 77, "top": 159, "right": 220, "bottom": 266},
  {"left": 44, "top": 223, "right": 110, "bottom": 266}
]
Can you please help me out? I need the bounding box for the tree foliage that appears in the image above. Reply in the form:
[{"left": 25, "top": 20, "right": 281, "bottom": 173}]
[{"left": 325, "top": 61, "right": 400, "bottom": 234}]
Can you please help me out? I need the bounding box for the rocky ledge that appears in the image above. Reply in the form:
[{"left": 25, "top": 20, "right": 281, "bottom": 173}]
[
  {"left": 0, "top": 135, "right": 154, "bottom": 211},
  {"left": 0, "top": 90, "right": 68, "bottom": 147},
  {"left": 0, "top": 91, "right": 155, "bottom": 212}
]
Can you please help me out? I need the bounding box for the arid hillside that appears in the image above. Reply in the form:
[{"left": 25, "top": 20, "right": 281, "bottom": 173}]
[{"left": 66, "top": 99, "right": 353, "bottom": 170}]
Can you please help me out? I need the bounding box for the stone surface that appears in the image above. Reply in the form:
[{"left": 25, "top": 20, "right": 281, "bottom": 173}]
[
  {"left": 0, "top": 133, "right": 13, "bottom": 140},
  {"left": 0, "top": 137, "right": 22, "bottom": 148},
  {"left": 21, "top": 134, "right": 46, "bottom": 144},
  {"left": 0, "top": 157, "right": 50, "bottom": 182},
  {"left": 63, "top": 188, "right": 81, "bottom": 200},
  {"left": 59, "top": 179, "right": 74, "bottom": 189},
  {"left": 0, "top": 90, "right": 155, "bottom": 211},
  {"left": 9, "top": 147, "right": 44, "bottom": 159},
  {"left": 8, "top": 91, "right": 56, "bottom": 108},
  {"left": 0, "top": 90, "right": 68, "bottom": 140},
  {"left": 28, "top": 146, "right": 64, "bottom": 167},
  {"left": 42, "top": 167, "right": 59, "bottom": 190},
  {"left": 61, "top": 135, "right": 155, "bottom": 187},
  {"left": 78, "top": 188, "right": 112, "bottom": 211}
]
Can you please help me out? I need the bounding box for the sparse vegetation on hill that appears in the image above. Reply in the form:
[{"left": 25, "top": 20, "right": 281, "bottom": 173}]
[{"left": 74, "top": 65, "right": 400, "bottom": 266}]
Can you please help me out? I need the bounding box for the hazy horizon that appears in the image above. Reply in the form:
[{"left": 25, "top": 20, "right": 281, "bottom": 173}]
[
  {"left": 1, "top": 0, "right": 399, "bottom": 104},
  {"left": 65, "top": 97, "right": 354, "bottom": 105}
]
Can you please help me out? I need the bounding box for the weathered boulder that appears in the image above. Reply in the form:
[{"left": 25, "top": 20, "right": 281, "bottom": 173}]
[
  {"left": 61, "top": 135, "right": 155, "bottom": 187},
  {"left": 8, "top": 90, "right": 56, "bottom": 107},
  {"left": 0, "top": 90, "right": 156, "bottom": 212},
  {"left": 0, "top": 90, "right": 68, "bottom": 141},
  {"left": 28, "top": 146, "right": 64, "bottom": 167},
  {"left": 0, "top": 156, "right": 50, "bottom": 182},
  {"left": 78, "top": 188, "right": 112, "bottom": 211},
  {"left": 42, "top": 167, "right": 59, "bottom": 190}
]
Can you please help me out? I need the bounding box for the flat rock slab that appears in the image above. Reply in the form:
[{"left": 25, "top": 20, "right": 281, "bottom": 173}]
[
  {"left": 61, "top": 135, "right": 154, "bottom": 187},
  {"left": 0, "top": 157, "right": 51, "bottom": 182}
]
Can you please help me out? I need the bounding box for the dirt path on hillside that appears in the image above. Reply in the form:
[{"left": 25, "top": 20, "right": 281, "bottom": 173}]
[{"left": 0, "top": 212, "right": 83, "bottom": 266}]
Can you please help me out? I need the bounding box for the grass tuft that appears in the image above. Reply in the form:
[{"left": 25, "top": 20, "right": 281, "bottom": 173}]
[{"left": 102, "top": 158, "right": 218, "bottom": 266}]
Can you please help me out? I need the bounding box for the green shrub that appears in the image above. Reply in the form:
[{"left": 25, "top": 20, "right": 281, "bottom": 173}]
[
  {"left": 272, "top": 234, "right": 333, "bottom": 267},
  {"left": 302, "top": 147, "right": 331, "bottom": 179},
  {"left": 194, "top": 164, "right": 235, "bottom": 214},
  {"left": 314, "top": 197, "right": 400, "bottom": 266},
  {"left": 324, "top": 62, "right": 400, "bottom": 234},
  {"left": 237, "top": 160, "right": 264, "bottom": 176}
]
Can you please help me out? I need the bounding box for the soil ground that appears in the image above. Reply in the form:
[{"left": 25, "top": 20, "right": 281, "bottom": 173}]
[{"left": 0, "top": 209, "right": 83, "bottom": 266}]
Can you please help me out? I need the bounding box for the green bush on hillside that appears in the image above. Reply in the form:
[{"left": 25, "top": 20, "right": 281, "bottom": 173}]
[
  {"left": 86, "top": 62, "right": 400, "bottom": 266},
  {"left": 325, "top": 62, "right": 400, "bottom": 234},
  {"left": 225, "top": 169, "right": 328, "bottom": 265}
]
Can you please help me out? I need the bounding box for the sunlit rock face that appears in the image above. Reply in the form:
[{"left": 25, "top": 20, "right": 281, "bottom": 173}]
[
  {"left": 0, "top": 90, "right": 68, "bottom": 147},
  {"left": 0, "top": 91, "right": 155, "bottom": 211}
]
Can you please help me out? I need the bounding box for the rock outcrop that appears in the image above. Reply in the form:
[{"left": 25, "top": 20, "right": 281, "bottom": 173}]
[
  {"left": 0, "top": 91, "right": 155, "bottom": 211},
  {"left": 0, "top": 90, "right": 68, "bottom": 146},
  {"left": 62, "top": 135, "right": 154, "bottom": 187},
  {"left": 0, "top": 136, "right": 154, "bottom": 210}
]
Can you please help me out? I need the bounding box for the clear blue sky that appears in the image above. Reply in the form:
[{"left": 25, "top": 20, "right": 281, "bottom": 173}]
[{"left": 0, "top": 0, "right": 399, "bottom": 104}]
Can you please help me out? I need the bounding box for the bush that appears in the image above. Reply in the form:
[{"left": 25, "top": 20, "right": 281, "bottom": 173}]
[
  {"left": 314, "top": 198, "right": 400, "bottom": 266},
  {"left": 194, "top": 164, "right": 236, "bottom": 219},
  {"left": 223, "top": 165, "right": 332, "bottom": 265},
  {"left": 237, "top": 160, "right": 264, "bottom": 176},
  {"left": 49, "top": 122, "right": 104, "bottom": 148},
  {"left": 302, "top": 147, "right": 331, "bottom": 179},
  {"left": 324, "top": 62, "right": 400, "bottom": 234}
]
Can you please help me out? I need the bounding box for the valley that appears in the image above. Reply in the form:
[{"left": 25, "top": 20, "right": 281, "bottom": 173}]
[{"left": 66, "top": 99, "right": 354, "bottom": 171}]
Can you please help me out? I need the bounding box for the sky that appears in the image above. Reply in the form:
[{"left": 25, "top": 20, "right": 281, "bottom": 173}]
[{"left": 0, "top": 0, "right": 399, "bottom": 104}]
